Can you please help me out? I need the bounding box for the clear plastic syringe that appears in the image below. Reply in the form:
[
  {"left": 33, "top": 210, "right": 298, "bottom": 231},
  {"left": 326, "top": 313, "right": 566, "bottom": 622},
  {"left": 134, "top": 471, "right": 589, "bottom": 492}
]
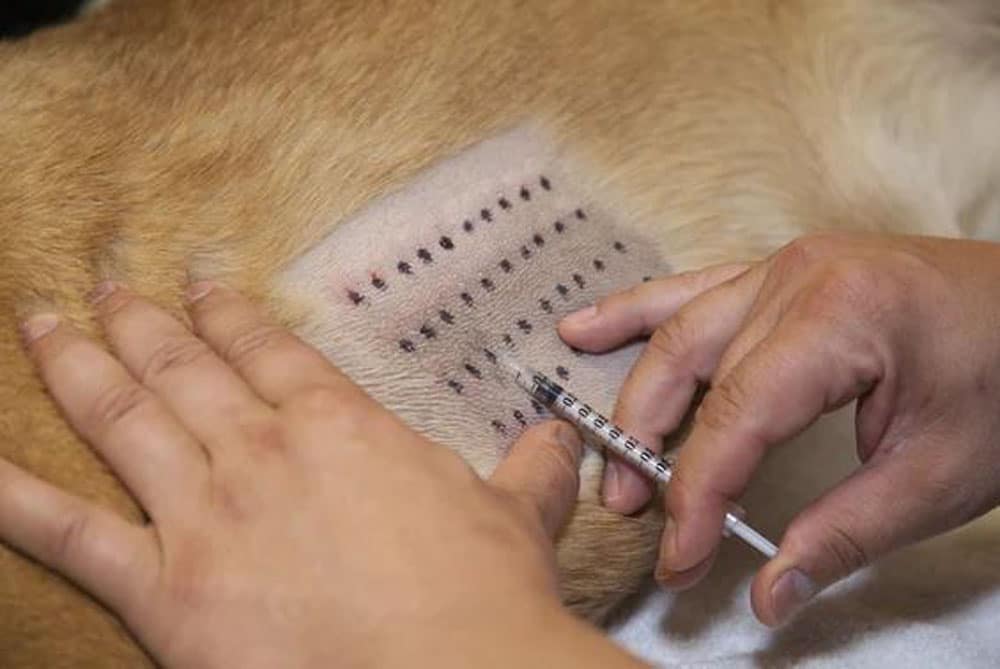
[{"left": 504, "top": 358, "right": 779, "bottom": 559}]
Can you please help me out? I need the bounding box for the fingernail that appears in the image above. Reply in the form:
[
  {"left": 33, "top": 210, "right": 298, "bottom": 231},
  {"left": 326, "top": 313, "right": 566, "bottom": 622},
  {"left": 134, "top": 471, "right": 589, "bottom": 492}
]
[
  {"left": 88, "top": 280, "right": 119, "bottom": 304},
  {"left": 770, "top": 568, "right": 817, "bottom": 623},
  {"left": 603, "top": 461, "right": 622, "bottom": 505},
  {"left": 556, "top": 424, "right": 583, "bottom": 458},
  {"left": 20, "top": 313, "right": 59, "bottom": 344},
  {"left": 185, "top": 281, "right": 215, "bottom": 303},
  {"left": 561, "top": 305, "right": 598, "bottom": 329}
]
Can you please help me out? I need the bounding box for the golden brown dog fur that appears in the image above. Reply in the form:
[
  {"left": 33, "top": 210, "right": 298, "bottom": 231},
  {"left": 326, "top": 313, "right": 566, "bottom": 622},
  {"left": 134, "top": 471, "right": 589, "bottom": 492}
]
[{"left": 2, "top": 0, "right": 1000, "bottom": 665}]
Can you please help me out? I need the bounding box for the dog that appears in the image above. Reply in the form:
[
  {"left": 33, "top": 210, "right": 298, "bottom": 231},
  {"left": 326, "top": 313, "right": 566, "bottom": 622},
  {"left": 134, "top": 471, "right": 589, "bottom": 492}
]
[{"left": 2, "top": 1, "right": 1000, "bottom": 665}]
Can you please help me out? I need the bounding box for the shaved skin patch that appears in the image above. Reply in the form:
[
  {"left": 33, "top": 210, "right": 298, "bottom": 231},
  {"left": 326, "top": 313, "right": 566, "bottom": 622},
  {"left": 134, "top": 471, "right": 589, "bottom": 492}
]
[{"left": 279, "top": 128, "right": 670, "bottom": 492}]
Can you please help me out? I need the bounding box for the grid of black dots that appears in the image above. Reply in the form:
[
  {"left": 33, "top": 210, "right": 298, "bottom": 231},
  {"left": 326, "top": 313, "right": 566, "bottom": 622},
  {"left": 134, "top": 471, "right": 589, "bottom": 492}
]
[
  {"left": 399, "top": 235, "right": 632, "bottom": 435},
  {"left": 342, "top": 176, "right": 631, "bottom": 311},
  {"left": 395, "top": 231, "right": 627, "bottom": 362},
  {"left": 346, "top": 174, "right": 555, "bottom": 306},
  {"left": 444, "top": 249, "right": 633, "bottom": 435},
  {"left": 348, "top": 175, "right": 635, "bottom": 435}
]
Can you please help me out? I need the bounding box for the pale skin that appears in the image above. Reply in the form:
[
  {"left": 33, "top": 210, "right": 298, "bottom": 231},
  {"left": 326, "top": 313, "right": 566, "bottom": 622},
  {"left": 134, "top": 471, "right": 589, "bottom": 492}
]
[
  {"left": 561, "top": 232, "right": 1000, "bottom": 625},
  {"left": 5, "top": 281, "right": 648, "bottom": 669},
  {"left": 4, "top": 232, "right": 1000, "bottom": 665}
]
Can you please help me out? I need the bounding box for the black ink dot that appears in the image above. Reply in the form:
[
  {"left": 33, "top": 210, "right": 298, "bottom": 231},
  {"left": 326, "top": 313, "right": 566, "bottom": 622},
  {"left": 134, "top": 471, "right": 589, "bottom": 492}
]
[
  {"left": 480, "top": 208, "right": 493, "bottom": 222},
  {"left": 348, "top": 290, "right": 365, "bottom": 305},
  {"left": 371, "top": 275, "right": 387, "bottom": 291},
  {"left": 397, "top": 261, "right": 413, "bottom": 275},
  {"left": 520, "top": 246, "right": 532, "bottom": 259},
  {"left": 532, "top": 233, "right": 545, "bottom": 247},
  {"left": 483, "top": 349, "right": 498, "bottom": 364},
  {"left": 539, "top": 298, "right": 553, "bottom": 314},
  {"left": 463, "top": 220, "right": 474, "bottom": 233},
  {"left": 465, "top": 364, "right": 483, "bottom": 380},
  {"left": 491, "top": 420, "right": 507, "bottom": 435},
  {"left": 516, "top": 319, "right": 533, "bottom": 334},
  {"left": 417, "top": 248, "right": 433, "bottom": 264},
  {"left": 399, "top": 339, "right": 416, "bottom": 353},
  {"left": 439, "top": 236, "right": 454, "bottom": 250},
  {"left": 519, "top": 186, "right": 531, "bottom": 201},
  {"left": 554, "top": 220, "right": 566, "bottom": 233},
  {"left": 531, "top": 399, "right": 546, "bottom": 415},
  {"left": 613, "top": 241, "right": 626, "bottom": 253},
  {"left": 593, "top": 259, "right": 605, "bottom": 271},
  {"left": 461, "top": 292, "right": 474, "bottom": 306},
  {"left": 480, "top": 277, "right": 495, "bottom": 292},
  {"left": 448, "top": 380, "right": 464, "bottom": 394},
  {"left": 556, "top": 284, "right": 569, "bottom": 298},
  {"left": 499, "top": 259, "right": 513, "bottom": 273},
  {"left": 513, "top": 410, "right": 527, "bottom": 426},
  {"left": 575, "top": 208, "right": 587, "bottom": 220},
  {"left": 439, "top": 310, "right": 455, "bottom": 325},
  {"left": 642, "top": 276, "right": 652, "bottom": 283},
  {"left": 502, "top": 334, "right": 514, "bottom": 348},
  {"left": 419, "top": 324, "right": 437, "bottom": 339},
  {"left": 572, "top": 273, "right": 585, "bottom": 289},
  {"left": 498, "top": 197, "right": 511, "bottom": 210},
  {"left": 540, "top": 175, "right": 551, "bottom": 191},
  {"left": 555, "top": 366, "right": 570, "bottom": 380}
]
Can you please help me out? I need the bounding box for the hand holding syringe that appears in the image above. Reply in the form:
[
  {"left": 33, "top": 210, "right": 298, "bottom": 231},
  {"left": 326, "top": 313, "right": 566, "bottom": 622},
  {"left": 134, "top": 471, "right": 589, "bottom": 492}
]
[{"left": 503, "top": 358, "right": 778, "bottom": 559}]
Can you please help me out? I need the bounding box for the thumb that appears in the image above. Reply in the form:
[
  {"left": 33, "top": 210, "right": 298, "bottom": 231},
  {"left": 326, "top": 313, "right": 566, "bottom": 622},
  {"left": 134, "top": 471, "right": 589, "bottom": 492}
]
[
  {"left": 490, "top": 421, "right": 585, "bottom": 539},
  {"left": 751, "top": 443, "right": 973, "bottom": 627}
]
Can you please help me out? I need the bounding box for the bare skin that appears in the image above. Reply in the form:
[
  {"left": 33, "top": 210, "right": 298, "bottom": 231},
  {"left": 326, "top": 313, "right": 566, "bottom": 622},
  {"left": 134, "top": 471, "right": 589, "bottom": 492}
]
[
  {"left": 3, "top": 282, "right": 648, "bottom": 669},
  {"left": 560, "top": 233, "right": 1000, "bottom": 626}
]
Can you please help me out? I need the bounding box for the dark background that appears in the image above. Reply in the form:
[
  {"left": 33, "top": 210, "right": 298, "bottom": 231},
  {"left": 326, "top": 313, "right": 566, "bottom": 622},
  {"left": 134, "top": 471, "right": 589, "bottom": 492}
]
[{"left": 0, "top": 0, "right": 91, "bottom": 39}]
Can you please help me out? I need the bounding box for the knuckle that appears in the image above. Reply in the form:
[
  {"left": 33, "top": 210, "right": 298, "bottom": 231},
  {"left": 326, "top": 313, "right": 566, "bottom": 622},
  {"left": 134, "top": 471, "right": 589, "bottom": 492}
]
[
  {"left": 50, "top": 511, "right": 92, "bottom": 566},
  {"left": 772, "top": 237, "right": 819, "bottom": 274},
  {"left": 533, "top": 436, "right": 581, "bottom": 488},
  {"left": 697, "top": 377, "right": 751, "bottom": 434},
  {"left": 281, "top": 385, "right": 369, "bottom": 434},
  {"left": 224, "top": 324, "right": 292, "bottom": 368},
  {"left": 820, "top": 524, "right": 870, "bottom": 577},
  {"left": 912, "top": 453, "right": 980, "bottom": 526},
  {"left": 774, "top": 233, "right": 847, "bottom": 270},
  {"left": 817, "top": 260, "right": 878, "bottom": 302},
  {"left": 89, "top": 382, "right": 153, "bottom": 432},
  {"left": 648, "top": 310, "right": 696, "bottom": 363},
  {"left": 616, "top": 283, "right": 646, "bottom": 306},
  {"left": 785, "top": 516, "right": 869, "bottom": 579},
  {"left": 793, "top": 259, "right": 887, "bottom": 326},
  {"left": 141, "top": 336, "right": 213, "bottom": 383}
]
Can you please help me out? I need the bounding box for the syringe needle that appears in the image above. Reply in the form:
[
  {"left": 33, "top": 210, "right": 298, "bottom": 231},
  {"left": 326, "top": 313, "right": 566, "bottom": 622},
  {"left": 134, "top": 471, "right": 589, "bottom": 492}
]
[{"left": 502, "top": 359, "right": 779, "bottom": 559}]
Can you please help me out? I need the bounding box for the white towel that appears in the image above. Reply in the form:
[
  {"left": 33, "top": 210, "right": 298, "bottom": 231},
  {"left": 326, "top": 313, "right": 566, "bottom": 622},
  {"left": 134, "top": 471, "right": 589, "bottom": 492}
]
[{"left": 610, "top": 410, "right": 1000, "bottom": 667}]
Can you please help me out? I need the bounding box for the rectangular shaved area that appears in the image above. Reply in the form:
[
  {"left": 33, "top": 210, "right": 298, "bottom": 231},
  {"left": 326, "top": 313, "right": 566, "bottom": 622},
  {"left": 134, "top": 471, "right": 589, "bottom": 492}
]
[{"left": 279, "top": 127, "right": 670, "bottom": 489}]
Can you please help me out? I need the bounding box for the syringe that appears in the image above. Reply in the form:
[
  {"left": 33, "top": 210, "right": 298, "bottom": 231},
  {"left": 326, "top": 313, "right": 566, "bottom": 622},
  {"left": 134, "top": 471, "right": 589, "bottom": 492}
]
[{"left": 503, "top": 358, "right": 779, "bottom": 559}]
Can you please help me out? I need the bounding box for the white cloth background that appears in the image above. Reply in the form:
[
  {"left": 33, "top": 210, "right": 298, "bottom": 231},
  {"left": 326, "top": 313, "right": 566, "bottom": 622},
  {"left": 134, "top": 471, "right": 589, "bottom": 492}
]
[{"left": 609, "top": 410, "right": 1000, "bottom": 667}]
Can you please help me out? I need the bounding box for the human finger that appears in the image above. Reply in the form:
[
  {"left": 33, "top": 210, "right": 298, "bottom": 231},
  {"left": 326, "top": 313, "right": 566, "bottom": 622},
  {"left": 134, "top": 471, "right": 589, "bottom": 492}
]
[
  {"left": 750, "top": 438, "right": 987, "bottom": 626},
  {"left": 92, "top": 283, "right": 273, "bottom": 456},
  {"left": 184, "top": 282, "right": 364, "bottom": 406},
  {"left": 604, "top": 266, "right": 766, "bottom": 514},
  {"left": 0, "top": 457, "right": 154, "bottom": 614},
  {"left": 558, "top": 263, "right": 751, "bottom": 352},
  {"left": 660, "top": 319, "right": 881, "bottom": 577},
  {"left": 21, "top": 312, "right": 207, "bottom": 518},
  {"left": 489, "top": 421, "right": 585, "bottom": 539}
]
